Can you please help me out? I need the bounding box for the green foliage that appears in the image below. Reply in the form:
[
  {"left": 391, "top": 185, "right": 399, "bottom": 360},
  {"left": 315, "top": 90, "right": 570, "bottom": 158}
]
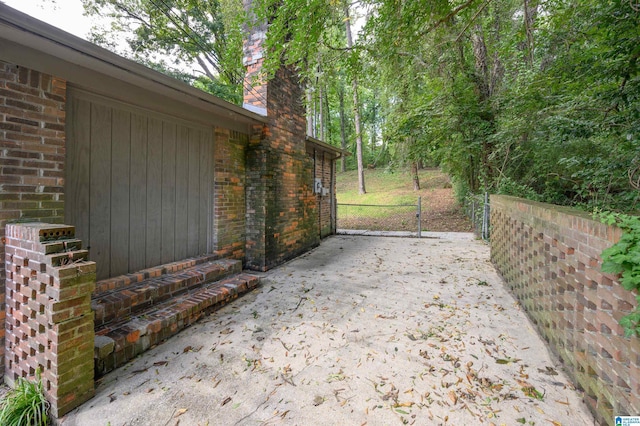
[
  {"left": 0, "top": 370, "right": 50, "bottom": 426},
  {"left": 599, "top": 212, "right": 640, "bottom": 337},
  {"left": 84, "top": 0, "right": 640, "bottom": 205},
  {"left": 83, "top": 0, "right": 245, "bottom": 102}
]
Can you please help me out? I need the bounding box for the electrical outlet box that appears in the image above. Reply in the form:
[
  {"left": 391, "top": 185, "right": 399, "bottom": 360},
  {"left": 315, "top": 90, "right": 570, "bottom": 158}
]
[{"left": 314, "top": 178, "right": 322, "bottom": 194}]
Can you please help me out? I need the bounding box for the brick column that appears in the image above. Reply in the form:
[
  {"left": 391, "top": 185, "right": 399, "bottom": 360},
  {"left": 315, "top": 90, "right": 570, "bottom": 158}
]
[{"left": 4, "top": 223, "right": 95, "bottom": 418}]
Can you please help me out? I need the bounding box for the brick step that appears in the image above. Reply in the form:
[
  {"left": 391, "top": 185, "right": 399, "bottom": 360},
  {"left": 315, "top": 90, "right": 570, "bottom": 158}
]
[
  {"left": 93, "top": 254, "right": 221, "bottom": 296},
  {"left": 94, "top": 272, "right": 260, "bottom": 376},
  {"left": 92, "top": 258, "right": 241, "bottom": 328}
]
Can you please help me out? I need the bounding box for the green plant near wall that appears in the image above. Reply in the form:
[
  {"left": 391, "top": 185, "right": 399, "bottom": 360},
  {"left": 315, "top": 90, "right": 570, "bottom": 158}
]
[
  {"left": 0, "top": 370, "right": 50, "bottom": 426},
  {"left": 598, "top": 212, "right": 640, "bottom": 337}
]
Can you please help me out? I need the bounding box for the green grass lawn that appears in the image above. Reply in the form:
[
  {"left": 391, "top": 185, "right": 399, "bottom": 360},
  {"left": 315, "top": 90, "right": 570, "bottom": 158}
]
[
  {"left": 336, "top": 168, "right": 450, "bottom": 205},
  {"left": 336, "top": 168, "right": 453, "bottom": 228}
]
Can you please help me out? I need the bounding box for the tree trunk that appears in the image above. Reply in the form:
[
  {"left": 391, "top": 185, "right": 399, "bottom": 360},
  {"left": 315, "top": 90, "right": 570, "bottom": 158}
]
[
  {"left": 306, "top": 87, "right": 314, "bottom": 137},
  {"left": 370, "top": 95, "right": 377, "bottom": 164},
  {"left": 345, "top": 6, "right": 366, "bottom": 194},
  {"left": 523, "top": 0, "right": 538, "bottom": 67},
  {"left": 411, "top": 161, "right": 420, "bottom": 191},
  {"left": 472, "top": 25, "right": 490, "bottom": 101},
  {"left": 319, "top": 82, "right": 325, "bottom": 141},
  {"left": 338, "top": 85, "right": 347, "bottom": 172},
  {"left": 324, "top": 82, "right": 331, "bottom": 143}
]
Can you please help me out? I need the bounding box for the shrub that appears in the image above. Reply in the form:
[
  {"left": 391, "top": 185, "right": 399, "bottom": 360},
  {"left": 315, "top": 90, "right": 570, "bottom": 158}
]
[
  {"left": 599, "top": 212, "right": 640, "bottom": 337},
  {"left": 0, "top": 370, "right": 50, "bottom": 426}
]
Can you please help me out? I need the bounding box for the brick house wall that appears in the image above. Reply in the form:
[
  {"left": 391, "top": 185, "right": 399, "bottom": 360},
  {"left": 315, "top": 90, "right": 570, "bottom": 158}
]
[
  {"left": 490, "top": 195, "right": 639, "bottom": 424},
  {"left": 0, "top": 7, "right": 340, "bottom": 420},
  {"left": 0, "top": 62, "right": 67, "bottom": 379},
  {"left": 313, "top": 149, "right": 335, "bottom": 238},
  {"left": 213, "top": 128, "right": 250, "bottom": 260}
]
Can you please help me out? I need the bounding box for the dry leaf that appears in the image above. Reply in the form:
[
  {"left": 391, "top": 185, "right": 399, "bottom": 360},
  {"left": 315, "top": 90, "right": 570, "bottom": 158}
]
[
  {"left": 175, "top": 408, "right": 188, "bottom": 417},
  {"left": 448, "top": 390, "right": 458, "bottom": 405},
  {"left": 222, "top": 397, "right": 232, "bottom": 406}
]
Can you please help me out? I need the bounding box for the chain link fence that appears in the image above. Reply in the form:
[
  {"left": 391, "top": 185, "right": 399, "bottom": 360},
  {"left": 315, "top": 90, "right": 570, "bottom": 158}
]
[
  {"left": 337, "top": 198, "right": 422, "bottom": 236},
  {"left": 464, "top": 192, "right": 490, "bottom": 240}
]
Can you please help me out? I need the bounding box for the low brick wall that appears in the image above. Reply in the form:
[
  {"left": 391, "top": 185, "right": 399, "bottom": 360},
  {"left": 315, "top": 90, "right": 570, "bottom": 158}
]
[
  {"left": 490, "top": 195, "right": 639, "bottom": 424},
  {"left": 4, "top": 223, "right": 95, "bottom": 417}
]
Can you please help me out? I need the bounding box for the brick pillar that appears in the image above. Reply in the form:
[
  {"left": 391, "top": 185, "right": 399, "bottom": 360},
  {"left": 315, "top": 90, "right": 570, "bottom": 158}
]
[{"left": 4, "top": 223, "right": 95, "bottom": 418}]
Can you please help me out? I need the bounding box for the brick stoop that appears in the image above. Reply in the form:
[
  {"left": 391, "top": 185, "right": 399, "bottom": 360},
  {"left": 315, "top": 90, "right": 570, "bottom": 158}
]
[{"left": 92, "top": 257, "right": 260, "bottom": 377}]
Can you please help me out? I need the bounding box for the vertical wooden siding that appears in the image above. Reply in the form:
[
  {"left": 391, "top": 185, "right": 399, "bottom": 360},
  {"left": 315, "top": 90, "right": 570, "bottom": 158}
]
[{"left": 66, "top": 89, "right": 213, "bottom": 280}]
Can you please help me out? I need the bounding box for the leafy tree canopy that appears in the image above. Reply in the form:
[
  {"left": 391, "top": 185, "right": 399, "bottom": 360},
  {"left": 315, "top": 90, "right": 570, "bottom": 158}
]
[
  {"left": 83, "top": 0, "right": 245, "bottom": 103},
  {"left": 82, "top": 0, "right": 640, "bottom": 211}
]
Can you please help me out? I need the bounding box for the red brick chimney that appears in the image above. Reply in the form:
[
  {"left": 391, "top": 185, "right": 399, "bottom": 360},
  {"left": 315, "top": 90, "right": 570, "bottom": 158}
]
[
  {"left": 242, "top": 2, "right": 318, "bottom": 270},
  {"left": 242, "top": 5, "right": 267, "bottom": 116}
]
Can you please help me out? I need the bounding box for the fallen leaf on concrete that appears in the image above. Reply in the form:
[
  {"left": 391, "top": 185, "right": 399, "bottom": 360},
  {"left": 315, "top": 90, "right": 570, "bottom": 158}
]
[
  {"left": 220, "top": 328, "right": 233, "bottom": 335},
  {"left": 495, "top": 357, "right": 521, "bottom": 364},
  {"left": 221, "top": 397, "right": 232, "bottom": 406},
  {"left": 153, "top": 361, "right": 168, "bottom": 366},
  {"left": 375, "top": 314, "right": 396, "bottom": 319},
  {"left": 313, "top": 395, "right": 324, "bottom": 406},
  {"left": 174, "top": 408, "right": 187, "bottom": 417},
  {"left": 538, "top": 366, "right": 558, "bottom": 376}
]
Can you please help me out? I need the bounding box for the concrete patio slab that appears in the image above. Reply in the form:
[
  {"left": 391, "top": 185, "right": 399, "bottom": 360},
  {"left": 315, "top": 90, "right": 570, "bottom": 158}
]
[
  {"left": 337, "top": 230, "right": 477, "bottom": 240},
  {"left": 62, "top": 235, "right": 595, "bottom": 426}
]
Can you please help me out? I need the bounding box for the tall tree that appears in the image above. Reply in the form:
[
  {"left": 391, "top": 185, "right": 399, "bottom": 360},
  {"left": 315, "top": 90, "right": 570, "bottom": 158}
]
[{"left": 344, "top": 5, "right": 366, "bottom": 194}]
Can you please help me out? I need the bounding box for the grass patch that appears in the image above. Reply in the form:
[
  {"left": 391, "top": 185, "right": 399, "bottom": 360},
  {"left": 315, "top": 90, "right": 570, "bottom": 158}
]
[{"left": 336, "top": 168, "right": 449, "bottom": 205}]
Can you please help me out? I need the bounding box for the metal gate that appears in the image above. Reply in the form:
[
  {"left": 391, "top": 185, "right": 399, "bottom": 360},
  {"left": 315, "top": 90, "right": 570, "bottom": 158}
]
[{"left": 337, "top": 197, "right": 422, "bottom": 237}]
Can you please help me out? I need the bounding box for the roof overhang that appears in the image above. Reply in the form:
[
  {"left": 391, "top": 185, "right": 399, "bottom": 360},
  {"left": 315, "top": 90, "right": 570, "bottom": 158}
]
[
  {"left": 0, "top": 4, "right": 266, "bottom": 131},
  {"left": 305, "top": 136, "right": 350, "bottom": 159}
]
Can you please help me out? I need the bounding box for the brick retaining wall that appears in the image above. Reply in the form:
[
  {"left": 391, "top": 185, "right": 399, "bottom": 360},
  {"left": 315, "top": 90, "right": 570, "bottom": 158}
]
[{"left": 490, "top": 195, "right": 639, "bottom": 424}]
